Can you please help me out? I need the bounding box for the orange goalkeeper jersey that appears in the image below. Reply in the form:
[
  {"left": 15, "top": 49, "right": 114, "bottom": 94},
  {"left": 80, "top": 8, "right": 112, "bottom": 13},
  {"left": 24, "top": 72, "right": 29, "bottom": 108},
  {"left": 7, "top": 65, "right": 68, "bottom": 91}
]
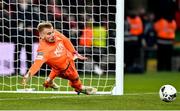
[{"left": 29, "top": 30, "right": 76, "bottom": 76}]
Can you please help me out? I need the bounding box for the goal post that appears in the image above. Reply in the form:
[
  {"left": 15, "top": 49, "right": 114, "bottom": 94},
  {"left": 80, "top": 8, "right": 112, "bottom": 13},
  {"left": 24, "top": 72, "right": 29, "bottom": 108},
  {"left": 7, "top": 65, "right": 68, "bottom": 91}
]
[
  {"left": 0, "top": 0, "right": 124, "bottom": 95},
  {"left": 112, "top": 0, "right": 124, "bottom": 95}
]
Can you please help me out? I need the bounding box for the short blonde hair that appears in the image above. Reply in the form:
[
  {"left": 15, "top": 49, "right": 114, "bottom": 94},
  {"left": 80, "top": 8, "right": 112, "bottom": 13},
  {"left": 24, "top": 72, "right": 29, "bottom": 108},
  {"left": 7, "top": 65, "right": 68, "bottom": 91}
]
[{"left": 37, "top": 22, "right": 53, "bottom": 32}]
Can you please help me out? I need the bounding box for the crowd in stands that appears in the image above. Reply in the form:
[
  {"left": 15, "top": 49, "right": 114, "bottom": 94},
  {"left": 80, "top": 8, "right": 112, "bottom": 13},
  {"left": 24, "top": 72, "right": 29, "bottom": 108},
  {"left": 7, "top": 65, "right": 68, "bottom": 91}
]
[{"left": 124, "top": 0, "right": 178, "bottom": 73}]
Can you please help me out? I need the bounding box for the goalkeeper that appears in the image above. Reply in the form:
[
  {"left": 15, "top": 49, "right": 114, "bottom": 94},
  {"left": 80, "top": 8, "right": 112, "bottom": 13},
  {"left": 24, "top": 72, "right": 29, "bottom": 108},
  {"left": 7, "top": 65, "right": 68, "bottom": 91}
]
[{"left": 22, "top": 22, "right": 97, "bottom": 95}]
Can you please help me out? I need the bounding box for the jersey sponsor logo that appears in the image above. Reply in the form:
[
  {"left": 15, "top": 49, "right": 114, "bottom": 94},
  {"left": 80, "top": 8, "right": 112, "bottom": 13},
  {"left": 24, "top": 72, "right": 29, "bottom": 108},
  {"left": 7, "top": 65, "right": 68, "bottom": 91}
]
[
  {"left": 36, "top": 52, "right": 44, "bottom": 60},
  {"left": 54, "top": 43, "right": 64, "bottom": 57}
]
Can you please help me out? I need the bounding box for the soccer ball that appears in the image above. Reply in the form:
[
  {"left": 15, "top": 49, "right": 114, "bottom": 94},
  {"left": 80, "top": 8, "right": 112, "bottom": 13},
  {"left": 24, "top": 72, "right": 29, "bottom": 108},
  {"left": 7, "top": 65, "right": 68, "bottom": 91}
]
[{"left": 159, "top": 85, "right": 177, "bottom": 102}]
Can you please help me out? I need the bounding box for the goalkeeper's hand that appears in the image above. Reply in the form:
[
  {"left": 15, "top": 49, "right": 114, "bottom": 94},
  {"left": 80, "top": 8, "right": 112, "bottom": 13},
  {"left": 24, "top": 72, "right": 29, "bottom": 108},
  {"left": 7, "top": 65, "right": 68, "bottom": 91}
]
[
  {"left": 22, "top": 72, "right": 30, "bottom": 87},
  {"left": 73, "top": 51, "right": 88, "bottom": 60}
]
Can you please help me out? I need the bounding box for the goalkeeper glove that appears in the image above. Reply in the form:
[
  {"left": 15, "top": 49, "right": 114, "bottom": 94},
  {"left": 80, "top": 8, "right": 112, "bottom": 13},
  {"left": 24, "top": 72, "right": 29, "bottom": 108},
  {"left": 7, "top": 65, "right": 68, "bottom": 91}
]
[
  {"left": 22, "top": 72, "right": 31, "bottom": 87},
  {"left": 73, "top": 51, "right": 88, "bottom": 60}
]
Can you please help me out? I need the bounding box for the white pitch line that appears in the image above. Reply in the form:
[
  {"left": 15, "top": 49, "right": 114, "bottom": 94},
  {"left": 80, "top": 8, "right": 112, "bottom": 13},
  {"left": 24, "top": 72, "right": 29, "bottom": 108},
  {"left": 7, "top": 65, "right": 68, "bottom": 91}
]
[
  {"left": 124, "top": 92, "right": 158, "bottom": 95},
  {"left": 125, "top": 92, "right": 180, "bottom": 96},
  {"left": 0, "top": 92, "right": 168, "bottom": 101},
  {"left": 0, "top": 95, "right": 105, "bottom": 101}
]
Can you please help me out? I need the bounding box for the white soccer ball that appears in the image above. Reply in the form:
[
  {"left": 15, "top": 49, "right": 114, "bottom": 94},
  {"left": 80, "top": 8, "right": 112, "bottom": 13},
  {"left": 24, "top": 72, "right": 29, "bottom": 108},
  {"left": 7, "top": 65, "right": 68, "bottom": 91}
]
[{"left": 159, "top": 85, "right": 177, "bottom": 102}]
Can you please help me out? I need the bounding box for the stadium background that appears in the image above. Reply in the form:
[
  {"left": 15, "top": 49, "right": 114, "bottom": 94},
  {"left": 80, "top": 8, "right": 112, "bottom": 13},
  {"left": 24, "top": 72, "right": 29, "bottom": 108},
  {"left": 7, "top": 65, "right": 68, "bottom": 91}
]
[
  {"left": 1, "top": 0, "right": 180, "bottom": 74},
  {"left": 0, "top": 0, "right": 116, "bottom": 75},
  {"left": 0, "top": 0, "right": 180, "bottom": 110}
]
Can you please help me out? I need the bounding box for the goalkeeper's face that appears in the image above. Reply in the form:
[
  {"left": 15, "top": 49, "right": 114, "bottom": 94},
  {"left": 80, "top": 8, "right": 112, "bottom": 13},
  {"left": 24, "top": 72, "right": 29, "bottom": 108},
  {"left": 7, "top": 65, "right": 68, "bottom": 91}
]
[{"left": 40, "top": 27, "right": 55, "bottom": 43}]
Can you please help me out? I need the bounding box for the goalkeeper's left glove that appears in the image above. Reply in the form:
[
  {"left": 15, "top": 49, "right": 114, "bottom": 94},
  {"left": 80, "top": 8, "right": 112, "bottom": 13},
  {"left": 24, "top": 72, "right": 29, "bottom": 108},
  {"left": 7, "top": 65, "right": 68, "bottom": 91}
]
[
  {"left": 22, "top": 72, "right": 31, "bottom": 87},
  {"left": 73, "top": 51, "right": 88, "bottom": 60}
]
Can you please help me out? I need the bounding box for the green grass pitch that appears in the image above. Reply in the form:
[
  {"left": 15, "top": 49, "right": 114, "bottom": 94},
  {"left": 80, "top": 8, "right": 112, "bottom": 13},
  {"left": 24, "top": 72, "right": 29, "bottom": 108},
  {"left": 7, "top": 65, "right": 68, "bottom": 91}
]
[{"left": 0, "top": 72, "right": 180, "bottom": 110}]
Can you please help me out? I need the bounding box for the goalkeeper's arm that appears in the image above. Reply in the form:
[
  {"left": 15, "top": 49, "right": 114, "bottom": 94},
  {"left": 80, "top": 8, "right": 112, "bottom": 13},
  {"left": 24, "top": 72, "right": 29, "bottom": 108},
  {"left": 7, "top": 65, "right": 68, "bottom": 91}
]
[
  {"left": 22, "top": 60, "right": 44, "bottom": 86},
  {"left": 55, "top": 30, "right": 88, "bottom": 60}
]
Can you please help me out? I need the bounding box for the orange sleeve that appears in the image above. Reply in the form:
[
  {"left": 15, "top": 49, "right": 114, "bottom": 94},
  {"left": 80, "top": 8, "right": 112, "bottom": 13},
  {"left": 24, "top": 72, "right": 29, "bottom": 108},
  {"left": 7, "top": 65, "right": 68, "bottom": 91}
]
[
  {"left": 173, "top": 20, "right": 177, "bottom": 30},
  {"left": 29, "top": 60, "right": 44, "bottom": 76},
  {"left": 154, "top": 22, "right": 160, "bottom": 32},
  {"left": 55, "top": 30, "right": 76, "bottom": 54},
  {"left": 62, "top": 36, "right": 76, "bottom": 53},
  {"left": 28, "top": 50, "right": 46, "bottom": 76},
  {"left": 154, "top": 19, "right": 164, "bottom": 32}
]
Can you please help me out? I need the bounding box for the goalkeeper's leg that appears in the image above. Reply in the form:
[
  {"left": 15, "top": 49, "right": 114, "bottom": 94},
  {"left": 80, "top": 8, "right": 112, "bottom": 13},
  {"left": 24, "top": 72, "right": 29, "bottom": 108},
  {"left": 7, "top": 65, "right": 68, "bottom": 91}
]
[
  {"left": 43, "top": 79, "right": 59, "bottom": 89},
  {"left": 69, "top": 78, "right": 97, "bottom": 95},
  {"left": 67, "top": 60, "right": 97, "bottom": 94},
  {"left": 43, "top": 69, "right": 60, "bottom": 89},
  {"left": 43, "top": 75, "right": 59, "bottom": 89}
]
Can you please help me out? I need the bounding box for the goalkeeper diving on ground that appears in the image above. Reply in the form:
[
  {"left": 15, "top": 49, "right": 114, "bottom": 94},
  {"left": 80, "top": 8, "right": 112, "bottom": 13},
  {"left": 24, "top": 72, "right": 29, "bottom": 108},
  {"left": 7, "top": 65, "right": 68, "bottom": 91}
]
[{"left": 22, "top": 21, "right": 97, "bottom": 95}]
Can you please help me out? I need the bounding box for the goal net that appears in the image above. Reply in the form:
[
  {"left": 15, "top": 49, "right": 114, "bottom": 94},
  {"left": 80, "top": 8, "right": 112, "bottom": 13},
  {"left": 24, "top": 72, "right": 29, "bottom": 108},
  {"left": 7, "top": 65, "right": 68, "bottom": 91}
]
[{"left": 0, "top": 0, "right": 123, "bottom": 95}]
